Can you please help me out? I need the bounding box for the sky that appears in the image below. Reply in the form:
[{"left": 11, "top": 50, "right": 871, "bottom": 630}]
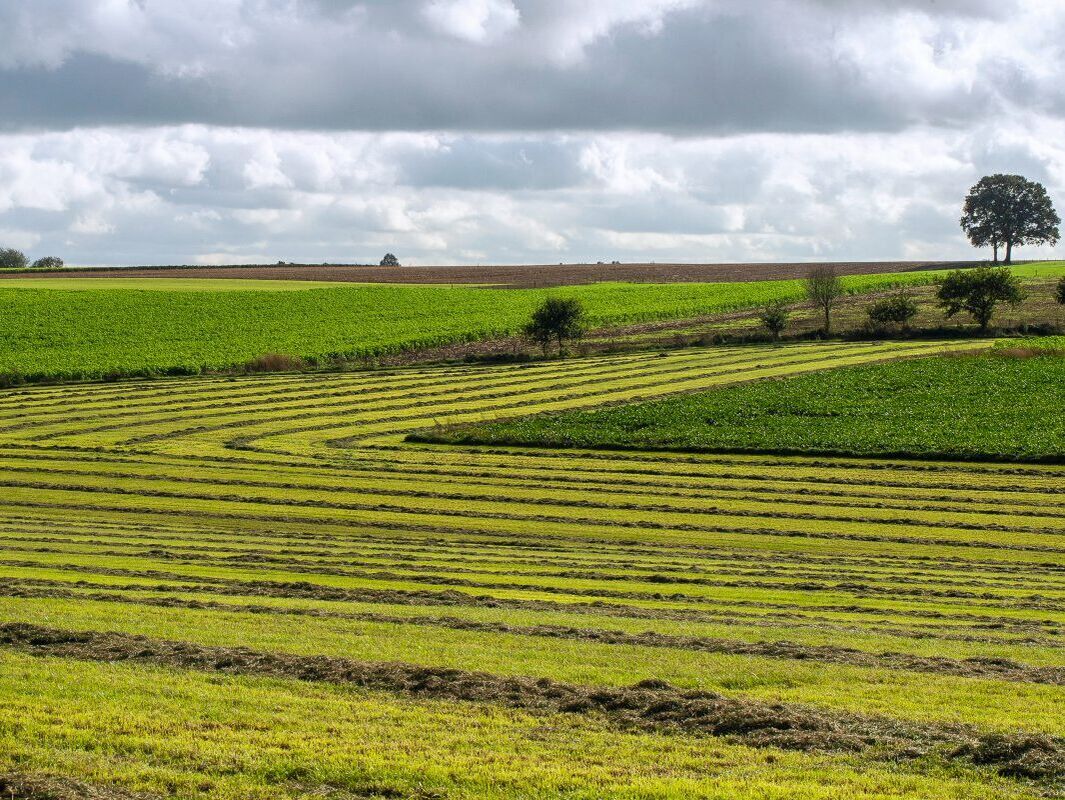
[{"left": 2, "top": 0, "right": 1065, "bottom": 267}]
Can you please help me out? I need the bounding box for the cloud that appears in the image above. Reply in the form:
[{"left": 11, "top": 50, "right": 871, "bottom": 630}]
[
  {"left": 423, "top": 0, "right": 521, "bottom": 43},
  {"left": 1, "top": 1, "right": 1063, "bottom": 265},
  {"left": 1, "top": 123, "right": 1062, "bottom": 266},
  {"left": 1, "top": 1, "right": 1061, "bottom": 133}
]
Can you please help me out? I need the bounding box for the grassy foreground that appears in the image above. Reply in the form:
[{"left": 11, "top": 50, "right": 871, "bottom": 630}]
[
  {"left": 415, "top": 351, "right": 1065, "bottom": 462},
  {"left": 3, "top": 266, "right": 1056, "bottom": 381},
  {"left": 0, "top": 340, "right": 1062, "bottom": 797}
]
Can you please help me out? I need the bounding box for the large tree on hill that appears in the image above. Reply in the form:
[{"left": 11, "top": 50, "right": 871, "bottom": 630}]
[{"left": 960, "top": 174, "right": 1060, "bottom": 264}]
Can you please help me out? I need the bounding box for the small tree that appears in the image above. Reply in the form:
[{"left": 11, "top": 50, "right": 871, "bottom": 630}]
[
  {"left": 1056, "top": 276, "right": 1065, "bottom": 306},
  {"left": 758, "top": 301, "right": 789, "bottom": 340},
  {"left": 380, "top": 253, "right": 400, "bottom": 267},
  {"left": 867, "top": 292, "right": 919, "bottom": 331},
  {"left": 0, "top": 248, "right": 28, "bottom": 269},
  {"left": 524, "top": 297, "right": 586, "bottom": 355},
  {"left": 960, "top": 175, "right": 1060, "bottom": 264},
  {"left": 805, "top": 266, "right": 843, "bottom": 335},
  {"left": 31, "top": 256, "right": 64, "bottom": 270},
  {"left": 937, "top": 267, "right": 1025, "bottom": 331}
]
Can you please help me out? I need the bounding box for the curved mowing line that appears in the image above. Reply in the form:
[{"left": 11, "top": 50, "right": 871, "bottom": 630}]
[
  {"left": 0, "top": 463, "right": 1061, "bottom": 530},
  {"left": 1, "top": 476, "right": 1062, "bottom": 545},
  {"left": 1, "top": 338, "right": 1062, "bottom": 786}
]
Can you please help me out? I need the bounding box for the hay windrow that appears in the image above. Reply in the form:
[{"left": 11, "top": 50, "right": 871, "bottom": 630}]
[
  {"left": 0, "top": 773, "right": 153, "bottom": 800},
  {"left": 2, "top": 584, "right": 1061, "bottom": 685},
  {"left": 1, "top": 622, "right": 1063, "bottom": 786}
]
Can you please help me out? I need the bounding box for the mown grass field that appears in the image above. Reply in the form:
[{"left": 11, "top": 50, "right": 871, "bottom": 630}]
[
  {"left": 0, "top": 338, "right": 1062, "bottom": 798},
  {"left": 417, "top": 351, "right": 1065, "bottom": 462},
  {"left": 4, "top": 264, "right": 1061, "bottom": 381}
]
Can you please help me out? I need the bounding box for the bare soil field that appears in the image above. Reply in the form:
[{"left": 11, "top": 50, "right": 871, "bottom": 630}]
[{"left": 0, "top": 260, "right": 984, "bottom": 287}]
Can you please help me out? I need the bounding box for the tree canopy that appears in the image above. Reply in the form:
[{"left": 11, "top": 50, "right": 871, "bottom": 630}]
[
  {"left": 960, "top": 174, "right": 1060, "bottom": 264},
  {"left": 867, "top": 292, "right": 918, "bottom": 330},
  {"left": 380, "top": 253, "right": 400, "bottom": 267},
  {"left": 0, "top": 248, "right": 27, "bottom": 269},
  {"left": 758, "top": 301, "right": 789, "bottom": 340},
  {"left": 524, "top": 297, "right": 586, "bottom": 355},
  {"left": 937, "top": 267, "right": 1024, "bottom": 331},
  {"left": 804, "top": 266, "right": 843, "bottom": 335}
]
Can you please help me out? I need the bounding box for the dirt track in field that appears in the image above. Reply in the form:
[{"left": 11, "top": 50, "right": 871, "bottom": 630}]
[{"left": 0, "top": 260, "right": 981, "bottom": 287}]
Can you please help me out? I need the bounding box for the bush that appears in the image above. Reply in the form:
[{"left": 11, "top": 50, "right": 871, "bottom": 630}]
[
  {"left": 242, "top": 353, "right": 307, "bottom": 373},
  {"left": 524, "top": 297, "right": 586, "bottom": 355},
  {"left": 380, "top": 253, "right": 400, "bottom": 267},
  {"left": 0, "top": 248, "right": 28, "bottom": 269},
  {"left": 758, "top": 301, "right": 789, "bottom": 340},
  {"left": 1055, "top": 276, "right": 1065, "bottom": 305},
  {"left": 866, "top": 292, "right": 918, "bottom": 330},
  {"left": 937, "top": 267, "right": 1025, "bottom": 331},
  {"left": 31, "top": 256, "right": 64, "bottom": 270}
]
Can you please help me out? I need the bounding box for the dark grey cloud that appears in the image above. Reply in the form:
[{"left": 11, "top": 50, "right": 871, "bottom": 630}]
[{"left": 0, "top": 0, "right": 1055, "bottom": 134}]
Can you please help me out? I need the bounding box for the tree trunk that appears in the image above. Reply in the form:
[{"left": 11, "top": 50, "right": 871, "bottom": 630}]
[
  {"left": 823, "top": 305, "right": 831, "bottom": 336},
  {"left": 1005, "top": 240, "right": 1013, "bottom": 264},
  {"left": 992, "top": 242, "right": 999, "bottom": 263},
  {"left": 977, "top": 303, "right": 993, "bottom": 332}
]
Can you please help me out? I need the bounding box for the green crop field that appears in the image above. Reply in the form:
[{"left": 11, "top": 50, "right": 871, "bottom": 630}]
[
  {"left": 3, "top": 263, "right": 1062, "bottom": 382},
  {"left": 0, "top": 337, "right": 1062, "bottom": 799},
  {"left": 417, "top": 351, "right": 1065, "bottom": 462}
]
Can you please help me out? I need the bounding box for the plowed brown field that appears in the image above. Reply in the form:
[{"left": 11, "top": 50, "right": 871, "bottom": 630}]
[{"left": 0, "top": 259, "right": 981, "bottom": 287}]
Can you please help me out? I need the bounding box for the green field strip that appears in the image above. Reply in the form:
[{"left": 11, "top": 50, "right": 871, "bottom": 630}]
[
  {"left": 0, "top": 344, "right": 742, "bottom": 436},
  {"left": 0, "top": 342, "right": 792, "bottom": 422},
  {"left": 12, "top": 524, "right": 1059, "bottom": 597},
  {"left": 13, "top": 341, "right": 963, "bottom": 449},
  {"left": 3, "top": 597, "right": 1062, "bottom": 736},
  {"left": 380, "top": 445, "right": 1065, "bottom": 493},
  {"left": 0, "top": 344, "right": 723, "bottom": 413},
  {"left": 3, "top": 567, "right": 1055, "bottom": 659},
  {"left": 2, "top": 558, "right": 1056, "bottom": 651},
  {"left": 6, "top": 549, "right": 1061, "bottom": 631},
  {"left": 2, "top": 475, "right": 1062, "bottom": 558},
  {"left": 32, "top": 442, "right": 1051, "bottom": 511},
  {"left": 0, "top": 459, "right": 1059, "bottom": 538},
  {"left": 5, "top": 518, "right": 1058, "bottom": 603},
  {"left": 2, "top": 496, "right": 1061, "bottom": 576},
  {"left": 255, "top": 344, "right": 988, "bottom": 451},
  {"left": 1, "top": 451, "right": 1059, "bottom": 522},
  {"left": 3, "top": 555, "right": 1059, "bottom": 647},
  {"left": 0, "top": 445, "right": 1061, "bottom": 522},
  {"left": 9, "top": 524, "right": 1055, "bottom": 586},
  {"left": 7, "top": 538, "right": 1060, "bottom": 612},
  {"left": 1, "top": 652, "right": 1043, "bottom": 800},
  {"left": 3, "top": 271, "right": 1009, "bottom": 380},
  {"left": 5, "top": 575, "right": 1062, "bottom": 668},
  {"left": 51, "top": 341, "right": 942, "bottom": 447}
]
